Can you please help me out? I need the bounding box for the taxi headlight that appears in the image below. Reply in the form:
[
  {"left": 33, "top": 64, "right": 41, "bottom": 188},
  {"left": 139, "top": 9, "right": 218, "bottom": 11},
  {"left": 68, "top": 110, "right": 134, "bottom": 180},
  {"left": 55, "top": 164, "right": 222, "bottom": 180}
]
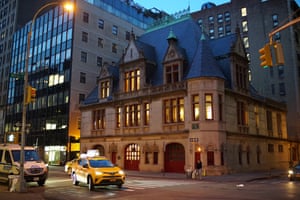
[
  {"left": 119, "top": 170, "right": 125, "bottom": 175},
  {"left": 96, "top": 171, "right": 103, "bottom": 176}
]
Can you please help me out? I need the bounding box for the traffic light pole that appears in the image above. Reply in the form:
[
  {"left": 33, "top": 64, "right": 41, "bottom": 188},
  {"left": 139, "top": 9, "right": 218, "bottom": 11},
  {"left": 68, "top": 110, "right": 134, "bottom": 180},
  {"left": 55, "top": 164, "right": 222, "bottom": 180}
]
[
  {"left": 17, "top": 2, "right": 73, "bottom": 192},
  {"left": 259, "top": 17, "right": 300, "bottom": 67},
  {"left": 18, "top": 2, "right": 65, "bottom": 193},
  {"left": 268, "top": 17, "right": 300, "bottom": 44}
]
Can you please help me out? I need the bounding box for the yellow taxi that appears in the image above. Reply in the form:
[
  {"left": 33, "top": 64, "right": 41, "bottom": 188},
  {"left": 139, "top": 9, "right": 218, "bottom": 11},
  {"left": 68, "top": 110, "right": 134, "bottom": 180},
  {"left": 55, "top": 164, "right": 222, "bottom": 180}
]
[
  {"left": 71, "top": 154, "right": 125, "bottom": 191},
  {"left": 64, "top": 159, "right": 78, "bottom": 175}
]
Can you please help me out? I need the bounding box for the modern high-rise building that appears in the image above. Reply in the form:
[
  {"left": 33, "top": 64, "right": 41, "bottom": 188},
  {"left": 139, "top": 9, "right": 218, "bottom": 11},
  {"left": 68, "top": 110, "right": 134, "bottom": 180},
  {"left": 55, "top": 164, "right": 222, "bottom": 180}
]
[
  {"left": 3, "top": 0, "right": 162, "bottom": 164},
  {"left": 0, "top": 0, "right": 67, "bottom": 146},
  {"left": 191, "top": 0, "right": 300, "bottom": 140}
]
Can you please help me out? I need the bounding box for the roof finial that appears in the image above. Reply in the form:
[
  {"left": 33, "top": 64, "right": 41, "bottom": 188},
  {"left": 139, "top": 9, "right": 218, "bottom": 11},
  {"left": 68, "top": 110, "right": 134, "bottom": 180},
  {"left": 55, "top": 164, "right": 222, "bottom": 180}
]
[{"left": 167, "top": 28, "right": 177, "bottom": 41}]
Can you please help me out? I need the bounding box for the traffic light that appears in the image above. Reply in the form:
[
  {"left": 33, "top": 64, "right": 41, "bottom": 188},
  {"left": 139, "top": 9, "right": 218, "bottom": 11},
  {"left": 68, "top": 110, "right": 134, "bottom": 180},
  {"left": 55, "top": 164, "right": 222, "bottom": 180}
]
[
  {"left": 273, "top": 42, "right": 285, "bottom": 66},
  {"left": 26, "top": 85, "right": 37, "bottom": 103},
  {"left": 259, "top": 44, "right": 272, "bottom": 68}
]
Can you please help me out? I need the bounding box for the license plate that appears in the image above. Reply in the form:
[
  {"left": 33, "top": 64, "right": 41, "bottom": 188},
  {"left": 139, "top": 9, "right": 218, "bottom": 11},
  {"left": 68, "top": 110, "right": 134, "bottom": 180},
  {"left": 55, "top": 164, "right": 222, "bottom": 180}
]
[
  {"left": 33, "top": 177, "right": 39, "bottom": 181},
  {"left": 110, "top": 178, "right": 116, "bottom": 182}
]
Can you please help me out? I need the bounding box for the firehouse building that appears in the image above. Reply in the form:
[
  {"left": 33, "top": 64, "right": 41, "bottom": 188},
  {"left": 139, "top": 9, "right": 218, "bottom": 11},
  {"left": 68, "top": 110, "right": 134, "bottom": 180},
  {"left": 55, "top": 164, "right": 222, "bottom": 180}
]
[{"left": 80, "top": 16, "right": 291, "bottom": 175}]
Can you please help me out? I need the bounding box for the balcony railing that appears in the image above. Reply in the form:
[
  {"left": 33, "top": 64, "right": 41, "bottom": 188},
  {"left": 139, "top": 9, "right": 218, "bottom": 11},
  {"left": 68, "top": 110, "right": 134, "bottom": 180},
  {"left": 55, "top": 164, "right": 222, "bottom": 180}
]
[{"left": 114, "top": 81, "right": 187, "bottom": 101}]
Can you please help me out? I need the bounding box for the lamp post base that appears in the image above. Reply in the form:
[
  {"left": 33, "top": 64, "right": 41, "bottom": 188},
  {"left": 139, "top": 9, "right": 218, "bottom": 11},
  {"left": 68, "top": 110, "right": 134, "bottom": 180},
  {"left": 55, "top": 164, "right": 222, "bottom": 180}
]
[{"left": 16, "top": 177, "right": 27, "bottom": 193}]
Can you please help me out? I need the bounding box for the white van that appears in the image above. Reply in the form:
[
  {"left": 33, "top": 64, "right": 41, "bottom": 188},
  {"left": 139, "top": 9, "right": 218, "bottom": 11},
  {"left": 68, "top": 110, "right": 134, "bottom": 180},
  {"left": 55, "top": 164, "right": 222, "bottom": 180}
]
[{"left": 0, "top": 144, "right": 48, "bottom": 186}]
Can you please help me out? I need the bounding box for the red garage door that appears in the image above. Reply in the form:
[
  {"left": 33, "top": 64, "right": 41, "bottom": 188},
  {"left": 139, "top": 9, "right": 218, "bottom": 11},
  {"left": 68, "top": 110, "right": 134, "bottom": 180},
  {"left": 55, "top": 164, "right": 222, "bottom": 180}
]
[
  {"left": 124, "top": 144, "right": 140, "bottom": 171},
  {"left": 164, "top": 143, "right": 185, "bottom": 173}
]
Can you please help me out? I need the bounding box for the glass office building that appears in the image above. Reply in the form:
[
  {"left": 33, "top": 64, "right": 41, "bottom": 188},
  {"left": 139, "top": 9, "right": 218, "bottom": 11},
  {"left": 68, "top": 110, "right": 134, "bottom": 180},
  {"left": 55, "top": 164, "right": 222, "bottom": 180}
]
[
  {"left": 4, "top": 0, "right": 159, "bottom": 165},
  {"left": 6, "top": 6, "right": 73, "bottom": 164}
]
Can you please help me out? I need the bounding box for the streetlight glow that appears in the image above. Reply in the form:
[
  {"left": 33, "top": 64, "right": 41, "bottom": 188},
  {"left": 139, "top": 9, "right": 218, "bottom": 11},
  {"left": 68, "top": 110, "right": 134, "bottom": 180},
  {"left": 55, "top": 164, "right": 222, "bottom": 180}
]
[
  {"left": 63, "top": 3, "right": 74, "bottom": 11},
  {"left": 18, "top": 1, "right": 73, "bottom": 192}
]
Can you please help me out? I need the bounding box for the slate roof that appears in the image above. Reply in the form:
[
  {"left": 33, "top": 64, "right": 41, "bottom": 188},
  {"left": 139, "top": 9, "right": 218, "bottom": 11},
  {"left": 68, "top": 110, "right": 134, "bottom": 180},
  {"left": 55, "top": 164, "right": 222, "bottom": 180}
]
[
  {"left": 187, "top": 36, "right": 225, "bottom": 79},
  {"left": 139, "top": 16, "right": 205, "bottom": 85},
  {"left": 83, "top": 86, "right": 98, "bottom": 105},
  {"left": 83, "top": 16, "right": 240, "bottom": 105}
]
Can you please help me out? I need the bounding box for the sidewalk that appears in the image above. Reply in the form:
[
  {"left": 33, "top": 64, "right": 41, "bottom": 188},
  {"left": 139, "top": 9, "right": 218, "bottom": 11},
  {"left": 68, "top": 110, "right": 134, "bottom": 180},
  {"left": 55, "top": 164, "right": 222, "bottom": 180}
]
[
  {"left": 125, "top": 169, "right": 287, "bottom": 182},
  {"left": 0, "top": 169, "right": 287, "bottom": 200}
]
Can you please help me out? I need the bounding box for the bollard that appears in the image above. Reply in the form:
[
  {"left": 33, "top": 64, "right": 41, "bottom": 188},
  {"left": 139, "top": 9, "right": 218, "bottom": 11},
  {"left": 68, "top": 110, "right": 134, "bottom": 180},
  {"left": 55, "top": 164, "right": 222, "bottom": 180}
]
[{"left": 8, "top": 175, "right": 20, "bottom": 192}]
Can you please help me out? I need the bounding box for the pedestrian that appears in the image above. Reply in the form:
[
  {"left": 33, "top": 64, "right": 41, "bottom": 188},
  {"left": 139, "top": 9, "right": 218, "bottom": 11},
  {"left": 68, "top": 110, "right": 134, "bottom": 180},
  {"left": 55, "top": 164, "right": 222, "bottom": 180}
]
[{"left": 196, "top": 160, "right": 202, "bottom": 180}]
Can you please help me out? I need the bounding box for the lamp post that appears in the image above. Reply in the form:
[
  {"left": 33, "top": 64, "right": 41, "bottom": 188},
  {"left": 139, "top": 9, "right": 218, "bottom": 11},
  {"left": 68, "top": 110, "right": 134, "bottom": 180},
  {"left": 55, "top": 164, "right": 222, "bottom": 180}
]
[{"left": 18, "top": 1, "right": 73, "bottom": 192}]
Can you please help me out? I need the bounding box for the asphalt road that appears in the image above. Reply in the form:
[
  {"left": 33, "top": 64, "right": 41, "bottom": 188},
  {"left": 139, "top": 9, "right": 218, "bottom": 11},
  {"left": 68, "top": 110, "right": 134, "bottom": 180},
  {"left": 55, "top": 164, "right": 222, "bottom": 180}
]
[{"left": 0, "top": 166, "right": 299, "bottom": 200}]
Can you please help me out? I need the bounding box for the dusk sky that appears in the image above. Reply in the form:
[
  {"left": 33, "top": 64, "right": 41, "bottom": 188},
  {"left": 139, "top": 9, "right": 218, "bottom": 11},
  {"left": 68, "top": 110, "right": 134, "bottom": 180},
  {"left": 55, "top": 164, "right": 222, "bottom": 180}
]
[{"left": 134, "top": 0, "right": 300, "bottom": 14}]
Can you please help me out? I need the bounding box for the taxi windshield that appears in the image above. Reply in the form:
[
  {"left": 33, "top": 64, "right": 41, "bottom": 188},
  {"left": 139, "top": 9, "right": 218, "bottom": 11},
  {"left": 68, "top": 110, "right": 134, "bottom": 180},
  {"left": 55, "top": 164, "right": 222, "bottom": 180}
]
[
  {"left": 89, "top": 159, "right": 114, "bottom": 168},
  {"left": 12, "top": 150, "right": 41, "bottom": 162}
]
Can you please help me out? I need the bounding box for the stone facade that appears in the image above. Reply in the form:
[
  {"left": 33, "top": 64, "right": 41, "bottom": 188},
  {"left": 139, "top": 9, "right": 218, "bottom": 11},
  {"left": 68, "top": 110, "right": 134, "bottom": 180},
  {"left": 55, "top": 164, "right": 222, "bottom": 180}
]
[{"left": 80, "top": 16, "right": 294, "bottom": 175}]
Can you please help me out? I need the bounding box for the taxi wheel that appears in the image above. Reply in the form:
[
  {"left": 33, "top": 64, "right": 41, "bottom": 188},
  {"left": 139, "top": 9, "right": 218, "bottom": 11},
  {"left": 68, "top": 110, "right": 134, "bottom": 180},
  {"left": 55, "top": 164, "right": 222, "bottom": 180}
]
[
  {"left": 118, "top": 184, "right": 123, "bottom": 189},
  {"left": 72, "top": 173, "right": 79, "bottom": 185},
  {"left": 88, "top": 176, "right": 94, "bottom": 191}
]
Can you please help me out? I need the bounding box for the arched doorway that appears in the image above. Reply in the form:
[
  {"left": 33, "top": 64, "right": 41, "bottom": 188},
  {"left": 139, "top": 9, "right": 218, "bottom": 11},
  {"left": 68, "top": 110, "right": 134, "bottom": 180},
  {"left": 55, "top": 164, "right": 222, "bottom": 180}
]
[
  {"left": 164, "top": 143, "right": 185, "bottom": 173},
  {"left": 124, "top": 144, "right": 140, "bottom": 170}
]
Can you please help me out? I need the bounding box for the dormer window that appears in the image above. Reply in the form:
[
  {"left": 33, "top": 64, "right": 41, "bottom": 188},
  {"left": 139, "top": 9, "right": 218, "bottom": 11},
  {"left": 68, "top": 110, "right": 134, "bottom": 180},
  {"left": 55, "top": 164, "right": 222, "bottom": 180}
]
[
  {"left": 165, "top": 64, "right": 179, "bottom": 84},
  {"left": 124, "top": 69, "right": 140, "bottom": 92},
  {"left": 100, "top": 80, "right": 110, "bottom": 99}
]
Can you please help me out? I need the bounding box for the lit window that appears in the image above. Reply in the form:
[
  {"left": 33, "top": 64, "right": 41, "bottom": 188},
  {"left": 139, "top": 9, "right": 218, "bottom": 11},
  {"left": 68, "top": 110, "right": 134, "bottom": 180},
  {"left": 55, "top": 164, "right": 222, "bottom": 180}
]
[
  {"left": 192, "top": 95, "right": 199, "bottom": 121},
  {"left": 242, "top": 20, "right": 248, "bottom": 32},
  {"left": 205, "top": 94, "right": 213, "bottom": 120},
  {"left": 125, "top": 104, "right": 141, "bottom": 127},
  {"left": 116, "top": 107, "right": 121, "bottom": 128},
  {"left": 243, "top": 37, "right": 249, "bottom": 48},
  {"left": 100, "top": 81, "right": 110, "bottom": 98},
  {"left": 144, "top": 103, "right": 150, "bottom": 126},
  {"left": 241, "top": 7, "right": 247, "bottom": 17},
  {"left": 164, "top": 97, "right": 184, "bottom": 123},
  {"left": 124, "top": 69, "right": 140, "bottom": 92}
]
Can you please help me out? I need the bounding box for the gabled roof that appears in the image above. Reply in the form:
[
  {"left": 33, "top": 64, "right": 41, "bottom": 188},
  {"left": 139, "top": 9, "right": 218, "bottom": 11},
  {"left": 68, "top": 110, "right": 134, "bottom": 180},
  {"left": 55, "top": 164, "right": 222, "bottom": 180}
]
[
  {"left": 83, "top": 16, "right": 243, "bottom": 105},
  {"left": 139, "top": 16, "right": 203, "bottom": 85},
  {"left": 135, "top": 40, "right": 156, "bottom": 62},
  {"left": 187, "top": 36, "right": 225, "bottom": 79}
]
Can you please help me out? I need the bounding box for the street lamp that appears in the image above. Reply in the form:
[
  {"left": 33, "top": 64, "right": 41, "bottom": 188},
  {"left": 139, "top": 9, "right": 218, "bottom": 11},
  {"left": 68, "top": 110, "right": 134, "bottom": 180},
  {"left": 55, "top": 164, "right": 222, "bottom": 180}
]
[{"left": 18, "top": 1, "right": 73, "bottom": 192}]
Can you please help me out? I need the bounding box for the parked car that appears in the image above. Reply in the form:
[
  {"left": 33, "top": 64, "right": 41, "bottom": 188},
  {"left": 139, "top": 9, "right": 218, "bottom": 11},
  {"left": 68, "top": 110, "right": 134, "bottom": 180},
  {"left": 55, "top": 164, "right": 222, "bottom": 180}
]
[
  {"left": 288, "top": 163, "right": 300, "bottom": 181},
  {"left": 71, "top": 154, "right": 125, "bottom": 191},
  {"left": 0, "top": 144, "right": 48, "bottom": 186}
]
